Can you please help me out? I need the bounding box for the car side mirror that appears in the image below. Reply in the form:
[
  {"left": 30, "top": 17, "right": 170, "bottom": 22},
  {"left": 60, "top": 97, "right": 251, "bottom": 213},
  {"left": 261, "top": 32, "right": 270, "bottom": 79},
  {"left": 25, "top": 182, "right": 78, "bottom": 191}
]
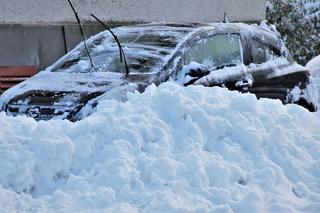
[
  {"left": 179, "top": 62, "right": 211, "bottom": 86},
  {"left": 186, "top": 63, "right": 210, "bottom": 77}
]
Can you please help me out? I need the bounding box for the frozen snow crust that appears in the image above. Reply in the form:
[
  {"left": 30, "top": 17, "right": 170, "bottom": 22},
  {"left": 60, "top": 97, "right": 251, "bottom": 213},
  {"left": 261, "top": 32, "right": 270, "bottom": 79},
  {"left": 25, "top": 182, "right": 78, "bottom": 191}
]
[{"left": 0, "top": 82, "right": 320, "bottom": 213}]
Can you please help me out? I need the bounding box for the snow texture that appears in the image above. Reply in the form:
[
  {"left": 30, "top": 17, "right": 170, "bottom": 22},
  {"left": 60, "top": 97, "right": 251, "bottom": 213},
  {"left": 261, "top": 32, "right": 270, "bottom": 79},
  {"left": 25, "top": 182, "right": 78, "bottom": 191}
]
[
  {"left": 0, "top": 82, "right": 319, "bottom": 213},
  {"left": 307, "top": 55, "right": 320, "bottom": 104},
  {"left": 307, "top": 55, "right": 320, "bottom": 75}
]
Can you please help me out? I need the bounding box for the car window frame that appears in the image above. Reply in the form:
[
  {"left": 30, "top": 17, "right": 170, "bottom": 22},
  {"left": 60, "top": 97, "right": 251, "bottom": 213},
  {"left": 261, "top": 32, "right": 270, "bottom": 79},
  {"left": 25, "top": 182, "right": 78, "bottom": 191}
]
[
  {"left": 248, "top": 36, "right": 283, "bottom": 65},
  {"left": 167, "top": 27, "right": 252, "bottom": 81},
  {"left": 181, "top": 31, "right": 248, "bottom": 69}
]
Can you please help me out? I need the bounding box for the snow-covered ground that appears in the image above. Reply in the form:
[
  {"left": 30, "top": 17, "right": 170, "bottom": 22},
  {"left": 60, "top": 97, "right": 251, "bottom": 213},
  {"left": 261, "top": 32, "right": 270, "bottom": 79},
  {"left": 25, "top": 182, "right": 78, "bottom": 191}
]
[{"left": 0, "top": 82, "right": 319, "bottom": 213}]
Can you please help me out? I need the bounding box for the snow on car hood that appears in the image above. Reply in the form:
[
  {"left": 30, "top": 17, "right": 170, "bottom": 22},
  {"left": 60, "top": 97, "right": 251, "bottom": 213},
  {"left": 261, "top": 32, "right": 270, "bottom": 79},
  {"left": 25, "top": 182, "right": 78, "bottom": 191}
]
[
  {"left": 0, "top": 71, "right": 129, "bottom": 108},
  {"left": 0, "top": 82, "right": 319, "bottom": 212}
]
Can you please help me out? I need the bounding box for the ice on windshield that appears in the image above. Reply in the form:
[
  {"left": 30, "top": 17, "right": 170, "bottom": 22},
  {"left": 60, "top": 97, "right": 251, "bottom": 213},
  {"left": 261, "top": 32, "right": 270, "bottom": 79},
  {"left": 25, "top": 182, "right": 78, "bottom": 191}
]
[
  {"left": 51, "top": 26, "right": 192, "bottom": 74},
  {"left": 185, "top": 33, "right": 243, "bottom": 70}
]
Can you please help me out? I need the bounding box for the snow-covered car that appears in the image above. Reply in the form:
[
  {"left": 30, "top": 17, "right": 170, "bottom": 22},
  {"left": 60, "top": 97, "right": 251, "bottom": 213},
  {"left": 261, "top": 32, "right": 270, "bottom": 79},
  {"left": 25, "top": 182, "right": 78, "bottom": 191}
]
[{"left": 0, "top": 22, "right": 317, "bottom": 121}]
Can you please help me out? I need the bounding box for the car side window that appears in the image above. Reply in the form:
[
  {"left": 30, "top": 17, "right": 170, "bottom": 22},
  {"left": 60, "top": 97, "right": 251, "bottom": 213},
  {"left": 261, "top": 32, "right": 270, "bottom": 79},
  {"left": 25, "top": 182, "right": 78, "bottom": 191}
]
[
  {"left": 251, "top": 39, "right": 280, "bottom": 64},
  {"left": 184, "top": 33, "right": 243, "bottom": 70}
]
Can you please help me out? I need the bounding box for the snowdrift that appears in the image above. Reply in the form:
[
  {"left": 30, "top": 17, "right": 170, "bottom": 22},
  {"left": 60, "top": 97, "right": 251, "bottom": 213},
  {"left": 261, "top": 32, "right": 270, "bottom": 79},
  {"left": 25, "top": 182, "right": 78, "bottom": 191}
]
[
  {"left": 307, "top": 55, "right": 320, "bottom": 104},
  {"left": 0, "top": 82, "right": 319, "bottom": 213}
]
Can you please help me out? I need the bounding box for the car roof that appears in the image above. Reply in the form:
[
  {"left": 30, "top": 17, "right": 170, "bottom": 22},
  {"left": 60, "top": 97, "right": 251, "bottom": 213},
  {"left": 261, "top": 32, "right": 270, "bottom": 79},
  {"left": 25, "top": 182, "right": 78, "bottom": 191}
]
[
  {"left": 127, "top": 22, "right": 280, "bottom": 37},
  {"left": 122, "top": 22, "right": 283, "bottom": 49}
]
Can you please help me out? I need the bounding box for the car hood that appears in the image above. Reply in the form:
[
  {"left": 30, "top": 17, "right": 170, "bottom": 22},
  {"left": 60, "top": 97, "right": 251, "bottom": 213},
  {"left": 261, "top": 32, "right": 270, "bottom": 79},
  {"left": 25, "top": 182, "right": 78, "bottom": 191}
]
[
  {"left": 0, "top": 71, "right": 127, "bottom": 106},
  {"left": 0, "top": 71, "right": 140, "bottom": 120}
]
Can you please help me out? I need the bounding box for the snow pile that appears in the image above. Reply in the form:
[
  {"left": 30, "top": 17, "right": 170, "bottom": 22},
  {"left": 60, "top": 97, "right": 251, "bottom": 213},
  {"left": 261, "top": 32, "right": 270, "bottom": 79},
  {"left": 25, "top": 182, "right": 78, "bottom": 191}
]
[
  {"left": 0, "top": 82, "right": 320, "bottom": 212},
  {"left": 307, "top": 55, "right": 320, "bottom": 74},
  {"left": 307, "top": 55, "right": 320, "bottom": 104}
]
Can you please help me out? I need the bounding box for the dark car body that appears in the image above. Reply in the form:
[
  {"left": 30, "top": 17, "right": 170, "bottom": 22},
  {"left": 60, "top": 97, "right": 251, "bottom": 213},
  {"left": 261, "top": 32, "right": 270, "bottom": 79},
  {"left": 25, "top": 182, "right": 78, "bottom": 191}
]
[{"left": 0, "top": 22, "right": 317, "bottom": 121}]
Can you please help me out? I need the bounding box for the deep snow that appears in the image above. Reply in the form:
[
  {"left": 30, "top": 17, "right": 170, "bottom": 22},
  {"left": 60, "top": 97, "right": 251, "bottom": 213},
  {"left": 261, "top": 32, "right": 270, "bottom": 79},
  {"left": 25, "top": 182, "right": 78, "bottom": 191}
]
[
  {"left": 0, "top": 82, "right": 319, "bottom": 213},
  {"left": 307, "top": 55, "right": 320, "bottom": 104}
]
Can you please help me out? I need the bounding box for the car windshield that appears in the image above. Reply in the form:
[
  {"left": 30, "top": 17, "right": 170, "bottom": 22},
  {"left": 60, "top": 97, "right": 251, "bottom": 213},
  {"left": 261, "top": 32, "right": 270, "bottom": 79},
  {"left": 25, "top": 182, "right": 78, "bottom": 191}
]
[
  {"left": 185, "top": 33, "right": 243, "bottom": 70},
  {"left": 51, "top": 25, "right": 192, "bottom": 74}
]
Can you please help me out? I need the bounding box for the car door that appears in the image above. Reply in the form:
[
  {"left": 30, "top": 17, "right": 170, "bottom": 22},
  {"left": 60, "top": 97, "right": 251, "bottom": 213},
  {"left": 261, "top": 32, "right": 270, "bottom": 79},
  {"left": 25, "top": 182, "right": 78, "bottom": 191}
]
[
  {"left": 177, "top": 31, "right": 250, "bottom": 87},
  {"left": 173, "top": 26, "right": 315, "bottom": 111}
]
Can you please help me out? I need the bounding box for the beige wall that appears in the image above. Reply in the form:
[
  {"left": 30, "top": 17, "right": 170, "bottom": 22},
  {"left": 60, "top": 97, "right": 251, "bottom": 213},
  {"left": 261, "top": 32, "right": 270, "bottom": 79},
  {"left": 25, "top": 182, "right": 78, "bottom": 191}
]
[
  {"left": 0, "top": 0, "right": 266, "bottom": 71},
  {"left": 0, "top": 0, "right": 265, "bottom": 24},
  {"left": 0, "top": 24, "right": 106, "bottom": 70}
]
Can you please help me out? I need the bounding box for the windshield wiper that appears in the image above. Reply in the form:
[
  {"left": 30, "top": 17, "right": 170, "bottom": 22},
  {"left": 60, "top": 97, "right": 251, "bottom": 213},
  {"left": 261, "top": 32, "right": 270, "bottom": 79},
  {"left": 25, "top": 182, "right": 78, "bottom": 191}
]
[
  {"left": 67, "top": 0, "right": 97, "bottom": 72},
  {"left": 90, "top": 14, "right": 130, "bottom": 76}
]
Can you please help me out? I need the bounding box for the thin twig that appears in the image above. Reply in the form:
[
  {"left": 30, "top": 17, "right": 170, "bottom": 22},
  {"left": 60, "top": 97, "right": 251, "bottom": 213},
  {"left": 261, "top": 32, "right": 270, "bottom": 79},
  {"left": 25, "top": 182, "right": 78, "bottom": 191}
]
[{"left": 67, "top": 0, "right": 97, "bottom": 72}]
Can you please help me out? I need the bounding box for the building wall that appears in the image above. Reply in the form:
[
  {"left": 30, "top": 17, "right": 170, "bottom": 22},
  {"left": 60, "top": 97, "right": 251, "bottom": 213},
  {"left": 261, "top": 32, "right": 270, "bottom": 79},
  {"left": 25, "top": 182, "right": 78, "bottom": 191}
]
[
  {"left": 0, "top": 0, "right": 265, "bottom": 23},
  {"left": 0, "top": 24, "right": 108, "bottom": 70},
  {"left": 0, "top": 0, "right": 266, "bottom": 71}
]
